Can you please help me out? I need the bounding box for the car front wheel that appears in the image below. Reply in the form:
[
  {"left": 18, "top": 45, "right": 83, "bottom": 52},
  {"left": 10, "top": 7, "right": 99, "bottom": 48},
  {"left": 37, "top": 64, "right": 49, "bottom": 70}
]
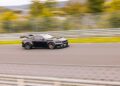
[{"left": 48, "top": 43, "right": 55, "bottom": 49}]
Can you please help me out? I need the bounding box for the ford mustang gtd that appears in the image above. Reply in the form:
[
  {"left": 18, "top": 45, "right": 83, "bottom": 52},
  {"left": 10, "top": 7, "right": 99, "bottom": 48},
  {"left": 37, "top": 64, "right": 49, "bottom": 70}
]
[{"left": 21, "top": 34, "right": 69, "bottom": 49}]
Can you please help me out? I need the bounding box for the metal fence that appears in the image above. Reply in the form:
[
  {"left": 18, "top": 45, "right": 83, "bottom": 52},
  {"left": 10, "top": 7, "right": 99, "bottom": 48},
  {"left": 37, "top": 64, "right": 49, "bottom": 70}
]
[
  {"left": 0, "top": 28, "right": 120, "bottom": 40},
  {"left": 0, "top": 74, "right": 120, "bottom": 86}
]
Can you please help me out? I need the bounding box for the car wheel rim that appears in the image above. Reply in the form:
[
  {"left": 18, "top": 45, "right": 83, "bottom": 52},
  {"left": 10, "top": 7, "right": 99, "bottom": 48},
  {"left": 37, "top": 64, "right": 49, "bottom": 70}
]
[
  {"left": 49, "top": 44, "right": 54, "bottom": 49},
  {"left": 25, "top": 45, "right": 31, "bottom": 49}
]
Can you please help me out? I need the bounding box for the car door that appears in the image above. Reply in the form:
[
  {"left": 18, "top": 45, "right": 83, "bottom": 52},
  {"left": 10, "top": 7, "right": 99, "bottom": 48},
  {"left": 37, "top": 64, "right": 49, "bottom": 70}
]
[{"left": 32, "top": 36, "right": 46, "bottom": 47}]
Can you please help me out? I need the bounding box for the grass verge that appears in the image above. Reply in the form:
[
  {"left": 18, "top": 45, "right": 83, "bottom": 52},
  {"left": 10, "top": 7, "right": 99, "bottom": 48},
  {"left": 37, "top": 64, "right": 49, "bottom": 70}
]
[
  {"left": 0, "top": 37, "right": 120, "bottom": 44},
  {"left": 68, "top": 37, "right": 120, "bottom": 43},
  {"left": 0, "top": 40, "right": 21, "bottom": 44}
]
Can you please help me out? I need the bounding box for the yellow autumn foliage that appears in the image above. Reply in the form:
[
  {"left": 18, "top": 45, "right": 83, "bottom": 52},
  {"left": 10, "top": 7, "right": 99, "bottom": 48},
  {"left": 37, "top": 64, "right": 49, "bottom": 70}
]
[{"left": 0, "top": 11, "right": 18, "bottom": 21}]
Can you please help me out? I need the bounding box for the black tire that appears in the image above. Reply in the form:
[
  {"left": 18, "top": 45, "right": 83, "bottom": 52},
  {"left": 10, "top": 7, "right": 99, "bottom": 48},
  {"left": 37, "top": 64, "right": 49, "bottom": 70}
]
[
  {"left": 24, "top": 43, "right": 32, "bottom": 50},
  {"left": 48, "top": 42, "right": 55, "bottom": 49}
]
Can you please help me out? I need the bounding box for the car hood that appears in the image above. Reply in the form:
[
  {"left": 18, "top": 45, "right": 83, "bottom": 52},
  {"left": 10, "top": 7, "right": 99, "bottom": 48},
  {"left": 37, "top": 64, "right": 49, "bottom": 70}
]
[
  {"left": 58, "top": 37, "right": 67, "bottom": 41},
  {"left": 47, "top": 37, "right": 67, "bottom": 41}
]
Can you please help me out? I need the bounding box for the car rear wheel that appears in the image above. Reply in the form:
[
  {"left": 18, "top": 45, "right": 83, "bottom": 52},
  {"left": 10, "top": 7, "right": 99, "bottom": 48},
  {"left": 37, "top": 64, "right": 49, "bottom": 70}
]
[
  {"left": 48, "top": 43, "right": 55, "bottom": 49},
  {"left": 24, "top": 43, "right": 32, "bottom": 50}
]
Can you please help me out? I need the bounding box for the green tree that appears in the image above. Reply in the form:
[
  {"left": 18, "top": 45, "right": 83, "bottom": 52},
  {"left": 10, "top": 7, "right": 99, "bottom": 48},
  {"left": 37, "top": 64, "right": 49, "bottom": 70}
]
[
  {"left": 30, "top": 0, "right": 44, "bottom": 17},
  {"left": 0, "top": 11, "right": 18, "bottom": 32},
  {"left": 30, "top": 0, "right": 57, "bottom": 31},
  {"left": 104, "top": 0, "right": 120, "bottom": 12},
  {"left": 41, "top": 8, "right": 54, "bottom": 17},
  {"left": 30, "top": 0, "right": 57, "bottom": 17},
  {"left": 108, "top": 13, "right": 120, "bottom": 28},
  {"left": 63, "top": 2, "right": 84, "bottom": 16},
  {"left": 87, "top": 0, "right": 105, "bottom": 13},
  {"left": 44, "top": 0, "right": 57, "bottom": 10},
  {"left": 1, "top": 11, "right": 18, "bottom": 21}
]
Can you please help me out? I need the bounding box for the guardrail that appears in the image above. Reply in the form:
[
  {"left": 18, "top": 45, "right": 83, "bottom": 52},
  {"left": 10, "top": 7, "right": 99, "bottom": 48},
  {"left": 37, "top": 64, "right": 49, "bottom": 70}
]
[
  {"left": 0, "top": 28, "right": 120, "bottom": 40},
  {"left": 0, "top": 74, "right": 120, "bottom": 86}
]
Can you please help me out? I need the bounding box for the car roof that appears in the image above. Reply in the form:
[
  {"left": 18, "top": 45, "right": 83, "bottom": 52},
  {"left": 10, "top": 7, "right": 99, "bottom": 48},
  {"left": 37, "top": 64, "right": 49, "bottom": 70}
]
[{"left": 28, "top": 34, "right": 50, "bottom": 37}]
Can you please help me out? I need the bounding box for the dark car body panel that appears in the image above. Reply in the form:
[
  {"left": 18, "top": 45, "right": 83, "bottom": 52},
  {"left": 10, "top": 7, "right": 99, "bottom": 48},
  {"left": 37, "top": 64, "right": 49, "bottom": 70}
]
[
  {"left": 33, "top": 41, "right": 48, "bottom": 47},
  {"left": 21, "top": 34, "right": 69, "bottom": 49}
]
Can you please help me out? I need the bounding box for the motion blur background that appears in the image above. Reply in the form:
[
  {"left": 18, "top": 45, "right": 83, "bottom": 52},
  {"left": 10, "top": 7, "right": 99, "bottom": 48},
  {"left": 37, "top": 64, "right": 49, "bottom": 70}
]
[{"left": 0, "top": 0, "right": 119, "bottom": 33}]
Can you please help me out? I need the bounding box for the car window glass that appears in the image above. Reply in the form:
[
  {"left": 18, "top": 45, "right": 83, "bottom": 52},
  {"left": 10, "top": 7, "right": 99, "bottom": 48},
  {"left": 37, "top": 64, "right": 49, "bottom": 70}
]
[
  {"left": 34, "top": 36, "right": 43, "bottom": 40},
  {"left": 28, "top": 36, "right": 34, "bottom": 39}
]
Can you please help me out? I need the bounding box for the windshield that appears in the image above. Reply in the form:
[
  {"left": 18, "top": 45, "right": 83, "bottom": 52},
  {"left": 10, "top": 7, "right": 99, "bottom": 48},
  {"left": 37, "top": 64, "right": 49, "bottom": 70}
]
[{"left": 41, "top": 34, "right": 53, "bottom": 39}]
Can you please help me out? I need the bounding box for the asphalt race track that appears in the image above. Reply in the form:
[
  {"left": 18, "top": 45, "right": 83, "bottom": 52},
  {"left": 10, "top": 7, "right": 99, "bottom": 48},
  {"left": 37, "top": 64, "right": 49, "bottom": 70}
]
[
  {"left": 0, "top": 44, "right": 120, "bottom": 81},
  {"left": 0, "top": 44, "right": 120, "bottom": 65}
]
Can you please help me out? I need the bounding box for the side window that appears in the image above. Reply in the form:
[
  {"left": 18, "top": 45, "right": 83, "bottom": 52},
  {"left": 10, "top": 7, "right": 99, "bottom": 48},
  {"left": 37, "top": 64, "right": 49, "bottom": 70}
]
[
  {"left": 28, "top": 36, "right": 34, "bottom": 40},
  {"left": 34, "top": 36, "right": 43, "bottom": 41}
]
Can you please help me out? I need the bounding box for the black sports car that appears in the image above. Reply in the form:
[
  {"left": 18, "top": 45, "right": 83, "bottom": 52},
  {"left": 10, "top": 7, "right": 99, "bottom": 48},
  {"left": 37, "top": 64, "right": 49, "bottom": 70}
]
[{"left": 21, "top": 34, "right": 69, "bottom": 49}]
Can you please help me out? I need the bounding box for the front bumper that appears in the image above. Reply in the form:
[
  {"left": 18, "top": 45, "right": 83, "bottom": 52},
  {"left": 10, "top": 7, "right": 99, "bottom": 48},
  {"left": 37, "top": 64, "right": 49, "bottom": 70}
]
[{"left": 55, "top": 40, "right": 69, "bottom": 47}]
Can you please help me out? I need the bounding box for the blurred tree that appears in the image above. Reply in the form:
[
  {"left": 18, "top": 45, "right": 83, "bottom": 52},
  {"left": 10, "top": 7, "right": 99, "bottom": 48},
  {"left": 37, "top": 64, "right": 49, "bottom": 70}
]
[
  {"left": 30, "top": 0, "right": 44, "bottom": 17},
  {"left": 104, "top": 0, "right": 120, "bottom": 12},
  {"left": 62, "top": 2, "right": 84, "bottom": 16},
  {"left": 41, "top": 8, "right": 54, "bottom": 17},
  {"left": 11, "top": 20, "right": 33, "bottom": 32},
  {"left": 0, "top": 11, "right": 18, "bottom": 32},
  {"left": 1, "top": 11, "right": 18, "bottom": 21},
  {"left": 44, "top": 0, "right": 57, "bottom": 10},
  {"left": 87, "top": 0, "right": 105, "bottom": 13},
  {"left": 108, "top": 13, "right": 120, "bottom": 28},
  {"left": 30, "top": 0, "right": 57, "bottom": 17},
  {"left": 30, "top": 0, "right": 58, "bottom": 31},
  {"left": 104, "top": 0, "right": 120, "bottom": 28}
]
